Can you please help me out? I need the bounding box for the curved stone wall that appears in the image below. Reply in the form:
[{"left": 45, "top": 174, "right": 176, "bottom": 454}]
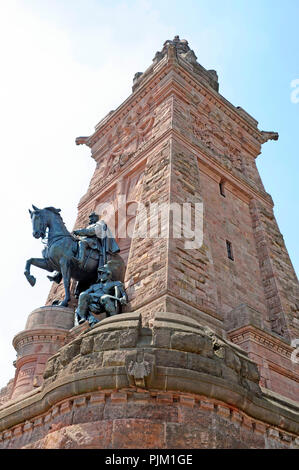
[{"left": 0, "top": 312, "right": 298, "bottom": 448}]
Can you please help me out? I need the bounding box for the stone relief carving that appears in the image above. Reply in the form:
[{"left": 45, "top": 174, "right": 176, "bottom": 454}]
[
  {"left": 104, "top": 97, "right": 155, "bottom": 178},
  {"left": 191, "top": 108, "right": 244, "bottom": 173},
  {"left": 125, "top": 351, "right": 156, "bottom": 388}
]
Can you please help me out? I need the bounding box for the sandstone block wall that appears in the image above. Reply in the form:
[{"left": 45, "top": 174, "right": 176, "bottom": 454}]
[{"left": 1, "top": 312, "right": 298, "bottom": 449}]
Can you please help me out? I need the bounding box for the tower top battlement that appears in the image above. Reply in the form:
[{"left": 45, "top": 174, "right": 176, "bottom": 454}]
[
  {"left": 152, "top": 35, "right": 219, "bottom": 89},
  {"left": 132, "top": 34, "right": 219, "bottom": 93},
  {"left": 77, "top": 35, "right": 278, "bottom": 152}
]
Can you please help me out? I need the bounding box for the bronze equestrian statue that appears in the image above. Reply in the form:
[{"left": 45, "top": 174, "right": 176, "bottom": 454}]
[{"left": 24, "top": 205, "right": 120, "bottom": 307}]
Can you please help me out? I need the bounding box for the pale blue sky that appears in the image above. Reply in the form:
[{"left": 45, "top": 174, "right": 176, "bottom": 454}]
[{"left": 0, "top": 0, "right": 298, "bottom": 387}]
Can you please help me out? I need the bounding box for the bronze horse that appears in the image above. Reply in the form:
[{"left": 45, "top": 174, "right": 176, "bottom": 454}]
[{"left": 24, "top": 205, "right": 99, "bottom": 307}]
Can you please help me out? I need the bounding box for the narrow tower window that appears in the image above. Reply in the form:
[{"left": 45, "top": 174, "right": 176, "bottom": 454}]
[
  {"left": 226, "top": 240, "right": 234, "bottom": 260},
  {"left": 219, "top": 181, "right": 226, "bottom": 197}
]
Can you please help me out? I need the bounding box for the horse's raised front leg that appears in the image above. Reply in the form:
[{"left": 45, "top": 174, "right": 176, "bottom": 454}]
[
  {"left": 24, "top": 258, "right": 54, "bottom": 286},
  {"left": 59, "top": 259, "right": 71, "bottom": 307}
]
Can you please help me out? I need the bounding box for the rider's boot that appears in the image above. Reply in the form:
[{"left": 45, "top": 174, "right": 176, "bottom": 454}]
[
  {"left": 87, "top": 313, "right": 100, "bottom": 327},
  {"left": 76, "top": 241, "right": 87, "bottom": 268},
  {"left": 75, "top": 307, "right": 86, "bottom": 325}
]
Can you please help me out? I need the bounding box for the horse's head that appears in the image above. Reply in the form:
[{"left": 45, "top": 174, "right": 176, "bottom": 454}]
[
  {"left": 29, "top": 205, "right": 64, "bottom": 240},
  {"left": 29, "top": 205, "right": 49, "bottom": 239}
]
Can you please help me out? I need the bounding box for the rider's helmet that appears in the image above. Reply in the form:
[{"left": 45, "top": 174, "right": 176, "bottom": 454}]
[
  {"left": 97, "top": 264, "right": 112, "bottom": 278},
  {"left": 89, "top": 211, "right": 99, "bottom": 223}
]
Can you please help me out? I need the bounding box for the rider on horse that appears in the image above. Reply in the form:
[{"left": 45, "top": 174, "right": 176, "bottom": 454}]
[{"left": 73, "top": 211, "right": 120, "bottom": 270}]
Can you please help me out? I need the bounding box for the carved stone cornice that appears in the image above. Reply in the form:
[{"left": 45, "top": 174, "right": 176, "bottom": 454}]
[
  {"left": 76, "top": 58, "right": 172, "bottom": 150},
  {"left": 13, "top": 328, "right": 68, "bottom": 353},
  {"left": 77, "top": 125, "right": 274, "bottom": 214},
  {"left": 76, "top": 40, "right": 275, "bottom": 157},
  {"left": 228, "top": 324, "right": 296, "bottom": 360},
  {"left": 77, "top": 132, "right": 170, "bottom": 210},
  {"left": 171, "top": 130, "right": 274, "bottom": 208},
  {"left": 268, "top": 363, "right": 299, "bottom": 384}
]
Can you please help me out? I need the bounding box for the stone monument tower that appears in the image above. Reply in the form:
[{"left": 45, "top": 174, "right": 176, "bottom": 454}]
[{"left": 0, "top": 36, "right": 298, "bottom": 449}]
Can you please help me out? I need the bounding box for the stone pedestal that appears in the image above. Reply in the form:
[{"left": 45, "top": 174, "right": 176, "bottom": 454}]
[
  {"left": 0, "top": 312, "right": 298, "bottom": 449},
  {"left": 11, "top": 307, "right": 74, "bottom": 400}
]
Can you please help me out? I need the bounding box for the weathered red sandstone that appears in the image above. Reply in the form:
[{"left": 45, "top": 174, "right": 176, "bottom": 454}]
[{"left": 0, "top": 36, "right": 298, "bottom": 448}]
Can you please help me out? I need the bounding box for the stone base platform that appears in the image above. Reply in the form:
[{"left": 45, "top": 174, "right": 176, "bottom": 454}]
[{"left": 0, "top": 312, "right": 298, "bottom": 449}]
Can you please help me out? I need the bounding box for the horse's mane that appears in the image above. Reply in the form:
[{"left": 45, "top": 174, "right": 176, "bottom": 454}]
[
  {"left": 43, "top": 207, "right": 68, "bottom": 230},
  {"left": 44, "top": 206, "right": 61, "bottom": 215},
  {"left": 31, "top": 206, "right": 69, "bottom": 231}
]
